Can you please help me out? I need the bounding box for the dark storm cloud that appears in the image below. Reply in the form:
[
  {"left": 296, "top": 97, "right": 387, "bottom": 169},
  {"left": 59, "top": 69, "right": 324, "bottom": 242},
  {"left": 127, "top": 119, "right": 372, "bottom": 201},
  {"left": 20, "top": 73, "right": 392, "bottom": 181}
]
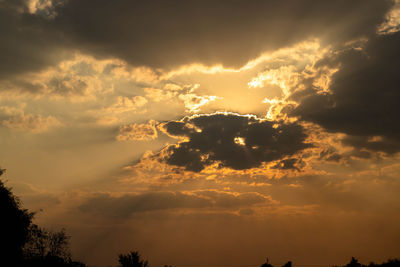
[
  {"left": 51, "top": 0, "right": 392, "bottom": 69},
  {"left": 0, "top": 0, "right": 394, "bottom": 81},
  {"left": 0, "top": 0, "right": 69, "bottom": 80},
  {"left": 79, "top": 190, "right": 270, "bottom": 217},
  {"left": 160, "top": 113, "right": 310, "bottom": 172},
  {"left": 292, "top": 31, "right": 400, "bottom": 153}
]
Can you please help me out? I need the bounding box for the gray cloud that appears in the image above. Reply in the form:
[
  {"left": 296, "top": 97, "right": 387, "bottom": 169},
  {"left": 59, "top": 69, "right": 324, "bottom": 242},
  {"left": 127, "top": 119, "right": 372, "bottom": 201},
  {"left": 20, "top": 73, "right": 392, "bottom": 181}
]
[
  {"left": 63, "top": 0, "right": 397, "bottom": 67},
  {"left": 52, "top": 0, "right": 392, "bottom": 69},
  {"left": 0, "top": 0, "right": 394, "bottom": 81},
  {"left": 292, "top": 31, "right": 400, "bottom": 153},
  {"left": 160, "top": 113, "right": 310, "bottom": 172},
  {"left": 0, "top": 0, "right": 70, "bottom": 80}
]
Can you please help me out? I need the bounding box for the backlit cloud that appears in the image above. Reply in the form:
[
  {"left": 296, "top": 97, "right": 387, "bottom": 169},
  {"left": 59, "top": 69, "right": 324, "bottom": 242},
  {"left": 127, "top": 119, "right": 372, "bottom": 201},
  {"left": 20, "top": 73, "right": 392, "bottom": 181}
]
[
  {"left": 159, "top": 113, "right": 311, "bottom": 172},
  {"left": 292, "top": 31, "right": 400, "bottom": 154},
  {"left": 50, "top": 0, "right": 392, "bottom": 69}
]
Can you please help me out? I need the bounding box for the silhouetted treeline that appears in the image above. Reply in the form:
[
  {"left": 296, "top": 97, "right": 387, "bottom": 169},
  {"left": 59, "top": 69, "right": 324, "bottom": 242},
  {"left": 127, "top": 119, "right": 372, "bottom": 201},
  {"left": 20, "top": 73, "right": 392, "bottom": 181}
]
[
  {"left": 0, "top": 169, "right": 85, "bottom": 267},
  {"left": 118, "top": 251, "right": 149, "bottom": 267},
  {"left": 1, "top": 168, "right": 399, "bottom": 267},
  {"left": 333, "top": 257, "right": 400, "bottom": 267},
  {"left": 259, "top": 257, "right": 400, "bottom": 267},
  {"left": 0, "top": 169, "right": 32, "bottom": 266},
  {"left": 260, "top": 259, "right": 292, "bottom": 267}
]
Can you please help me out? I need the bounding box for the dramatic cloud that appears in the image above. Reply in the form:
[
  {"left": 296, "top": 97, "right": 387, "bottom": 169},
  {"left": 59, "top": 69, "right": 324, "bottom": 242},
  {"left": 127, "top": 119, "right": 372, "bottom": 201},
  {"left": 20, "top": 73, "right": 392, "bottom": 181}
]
[
  {"left": 51, "top": 0, "right": 392, "bottom": 69},
  {"left": 79, "top": 190, "right": 271, "bottom": 217},
  {"left": 0, "top": 0, "right": 394, "bottom": 80},
  {"left": 159, "top": 113, "right": 310, "bottom": 172},
  {"left": 292, "top": 31, "right": 400, "bottom": 153},
  {"left": 0, "top": 0, "right": 69, "bottom": 79}
]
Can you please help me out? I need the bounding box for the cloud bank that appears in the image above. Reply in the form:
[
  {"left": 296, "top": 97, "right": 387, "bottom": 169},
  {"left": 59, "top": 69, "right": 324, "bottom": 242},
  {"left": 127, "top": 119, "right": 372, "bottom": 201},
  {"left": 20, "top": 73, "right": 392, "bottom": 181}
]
[{"left": 292, "top": 31, "right": 400, "bottom": 153}]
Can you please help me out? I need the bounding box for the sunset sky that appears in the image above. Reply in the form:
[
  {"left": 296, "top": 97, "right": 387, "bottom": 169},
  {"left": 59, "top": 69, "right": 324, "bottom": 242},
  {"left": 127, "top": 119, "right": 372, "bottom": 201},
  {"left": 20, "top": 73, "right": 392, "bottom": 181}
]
[{"left": 1, "top": 0, "right": 400, "bottom": 266}]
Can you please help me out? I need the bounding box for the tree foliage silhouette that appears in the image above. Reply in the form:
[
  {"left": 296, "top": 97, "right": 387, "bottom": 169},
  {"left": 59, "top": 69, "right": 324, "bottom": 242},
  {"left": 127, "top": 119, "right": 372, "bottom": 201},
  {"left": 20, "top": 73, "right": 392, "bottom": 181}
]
[
  {"left": 24, "top": 225, "right": 72, "bottom": 261},
  {"left": 0, "top": 169, "right": 85, "bottom": 267},
  {"left": 345, "top": 257, "right": 362, "bottom": 267},
  {"left": 334, "top": 258, "right": 400, "bottom": 267},
  {"left": 261, "top": 258, "right": 274, "bottom": 267},
  {"left": 118, "top": 251, "right": 149, "bottom": 267},
  {"left": 0, "top": 169, "right": 33, "bottom": 266}
]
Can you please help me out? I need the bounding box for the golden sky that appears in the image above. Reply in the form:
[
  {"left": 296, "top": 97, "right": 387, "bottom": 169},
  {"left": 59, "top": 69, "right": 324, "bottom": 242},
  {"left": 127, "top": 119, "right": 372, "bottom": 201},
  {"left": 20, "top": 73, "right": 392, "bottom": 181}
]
[{"left": 1, "top": 0, "right": 400, "bottom": 266}]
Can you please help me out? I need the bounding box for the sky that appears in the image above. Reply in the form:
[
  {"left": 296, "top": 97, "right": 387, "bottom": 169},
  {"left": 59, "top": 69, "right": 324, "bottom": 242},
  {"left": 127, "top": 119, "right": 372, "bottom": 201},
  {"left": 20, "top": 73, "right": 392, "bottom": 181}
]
[{"left": 1, "top": 0, "right": 400, "bottom": 266}]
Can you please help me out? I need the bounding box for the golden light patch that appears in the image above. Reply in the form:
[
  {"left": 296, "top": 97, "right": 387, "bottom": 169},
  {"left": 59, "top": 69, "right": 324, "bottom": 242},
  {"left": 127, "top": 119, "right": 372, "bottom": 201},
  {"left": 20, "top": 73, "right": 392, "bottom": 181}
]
[
  {"left": 179, "top": 94, "right": 219, "bottom": 113},
  {"left": 378, "top": 0, "right": 400, "bottom": 34},
  {"left": 262, "top": 98, "right": 280, "bottom": 120},
  {"left": 234, "top": 137, "right": 246, "bottom": 146},
  {"left": 26, "top": 0, "right": 58, "bottom": 19},
  {"left": 248, "top": 79, "right": 264, "bottom": 88},
  {"left": 312, "top": 67, "right": 339, "bottom": 93},
  {"left": 248, "top": 66, "right": 299, "bottom": 94},
  {"left": 163, "top": 39, "right": 322, "bottom": 79}
]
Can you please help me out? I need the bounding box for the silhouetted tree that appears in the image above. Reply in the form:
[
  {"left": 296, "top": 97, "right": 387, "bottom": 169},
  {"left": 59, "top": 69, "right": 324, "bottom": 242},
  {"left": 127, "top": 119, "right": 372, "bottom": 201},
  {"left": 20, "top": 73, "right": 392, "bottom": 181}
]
[
  {"left": 335, "top": 257, "right": 400, "bottom": 267},
  {"left": 118, "top": 251, "right": 149, "bottom": 267},
  {"left": 0, "top": 168, "right": 85, "bottom": 267},
  {"left": 0, "top": 169, "right": 33, "bottom": 266},
  {"left": 261, "top": 258, "right": 274, "bottom": 267},
  {"left": 24, "top": 224, "right": 71, "bottom": 261},
  {"left": 282, "top": 261, "right": 292, "bottom": 267},
  {"left": 346, "top": 257, "right": 362, "bottom": 267},
  {"left": 372, "top": 259, "right": 400, "bottom": 267}
]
